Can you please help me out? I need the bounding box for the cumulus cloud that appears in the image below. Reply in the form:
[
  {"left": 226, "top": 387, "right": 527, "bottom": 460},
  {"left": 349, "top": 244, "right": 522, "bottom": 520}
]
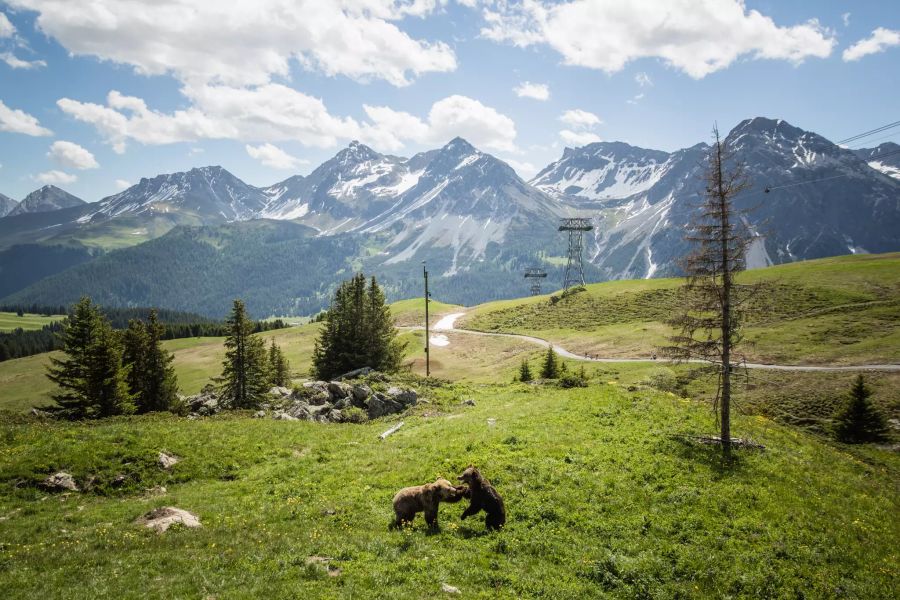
[
  {"left": 501, "top": 157, "right": 538, "bottom": 179},
  {"left": 0, "top": 99, "right": 52, "bottom": 136},
  {"left": 59, "top": 87, "right": 520, "bottom": 154},
  {"left": 0, "top": 12, "right": 14, "bottom": 37},
  {"left": 114, "top": 179, "right": 130, "bottom": 190},
  {"left": 560, "top": 129, "right": 601, "bottom": 146},
  {"left": 843, "top": 28, "right": 900, "bottom": 61},
  {"left": 34, "top": 169, "right": 76, "bottom": 185},
  {"left": 635, "top": 72, "right": 652, "bottom": 87},
  {"left": 246, "top": 143, "right": 308, "bottom": 170},
  {"left": 513, "top": 81, "right": 550, "bottom": 100},
  {"left": 7, "top": 0, "right": 456, "bottom": 87},
  {"left": 480, "top": 0, "right": 835, "bottom": 78},
  {"left": 0, "top": 52, "right": 47, "bottom": 69},
  {"left": 48, "top": 140, "right": 99, "bottom": 169},
  {"left": 559, "top": 109, "right": 601, "bottom": 128},
  {"left": 362, "top": 94, "right": 518, "bottom": 152}
]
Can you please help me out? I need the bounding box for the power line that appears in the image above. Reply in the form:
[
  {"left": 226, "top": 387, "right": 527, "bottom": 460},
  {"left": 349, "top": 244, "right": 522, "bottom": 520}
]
[{"left": 835, "top": 120, "right": 900, "bottom": 146}]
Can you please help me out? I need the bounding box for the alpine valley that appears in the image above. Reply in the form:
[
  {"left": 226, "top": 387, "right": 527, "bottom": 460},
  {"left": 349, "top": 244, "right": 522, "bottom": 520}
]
[{"left": 1, "top": 117, "right": 898, "bottom": 317}]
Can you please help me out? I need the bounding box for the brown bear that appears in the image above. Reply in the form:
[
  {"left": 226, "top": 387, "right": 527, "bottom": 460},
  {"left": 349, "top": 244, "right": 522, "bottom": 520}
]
[
  {"left": 458, "top": 465, "right": 506, "bottom": 530},
  {"left": 392, "top": 478, "right": 469, "bottom": 528}
]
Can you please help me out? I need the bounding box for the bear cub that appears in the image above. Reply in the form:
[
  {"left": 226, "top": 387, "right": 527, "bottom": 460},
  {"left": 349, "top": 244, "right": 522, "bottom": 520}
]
[
  {"left": 392, "top": 477, "right": 469, "bottom": 528},
  {"left": 458, "top": 465, "right": 506, "bottom": 530}
]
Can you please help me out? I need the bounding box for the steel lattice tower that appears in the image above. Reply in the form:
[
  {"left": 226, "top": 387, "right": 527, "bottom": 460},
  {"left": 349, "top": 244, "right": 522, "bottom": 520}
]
[
  {"left": 559, "top": 218, "right": 593, "bottom": 291},
  {"left": 523, "top": 267, "right": 548, "bottom": 296}
]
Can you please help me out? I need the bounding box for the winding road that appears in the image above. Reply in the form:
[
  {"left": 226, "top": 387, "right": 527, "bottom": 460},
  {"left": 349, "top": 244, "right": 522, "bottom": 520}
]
[{"left": 419, "top": 312, "right": 900, "bottom": 373}]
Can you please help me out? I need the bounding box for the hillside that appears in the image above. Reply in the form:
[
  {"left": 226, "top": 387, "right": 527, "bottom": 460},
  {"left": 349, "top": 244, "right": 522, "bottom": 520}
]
[
  {"left": 461, "top": 253, "right": 900, "bottom": 366},
  {"left": 1, "top": 382, "right": 898, "bottom": 598}
]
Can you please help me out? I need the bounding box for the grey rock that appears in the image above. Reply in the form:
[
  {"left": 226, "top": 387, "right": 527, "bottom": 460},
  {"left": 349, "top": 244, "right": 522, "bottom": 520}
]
[
  {"left": 273, "top": 411, "right": 299, "bottom": 421},
  {"left": 287, "top": 403, "right": 312, "bottom": 420},
  {"left": 387, "top": 386, "right": 417, "bottom": 406},
  {"left": 328, "top": 409, "right": 343, "bottom": 422},
  {"left": 366, "top": 393, "right": 404, "bottom": 419},
  {"left": 44, "top": 472, "right": 78, "bottom": 492},
  {"left": 158, "top": 452, "right": 179, "bottom": 470},
  {"left": 333, "top": 397, "right": 350, "bottom": 410},
  {"left": 327, "top": 381, "right": 351, "bottom": 400},
  {"left": 135, "top": 506, "right": 201, "bottom": 533},
  {"left": 254, "top": 410, "right": 267, "bottom": 418},
  {"left": 462, "top": 399, "right": 476, "bottom": 406},
  {"left": 269, "top": 386, "right": 292, "bottom": 397},
  {"left": 351, "top": 384, "right": 372, "bottom": 403},
  {"left": 334, "top": 366, "right": 373, "bottom": 380},
  {"left": 441, "top": 583, "right": 461, "bottom": 594},
  {"left": 308, "top": 391, "right": 332, "bottom": 406}
]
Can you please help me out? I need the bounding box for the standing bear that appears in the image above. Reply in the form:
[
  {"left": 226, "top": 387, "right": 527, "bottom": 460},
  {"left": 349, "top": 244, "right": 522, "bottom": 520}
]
[
  {"left": 458, "top": 465, "right": 506, "bottom": 530},
  {"left": 392, "top": 477, "right": 469, "bottom": 529}
]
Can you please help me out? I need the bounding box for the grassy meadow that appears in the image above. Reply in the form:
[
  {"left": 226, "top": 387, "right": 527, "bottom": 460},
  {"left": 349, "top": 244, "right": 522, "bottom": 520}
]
[
  {"left": 461, "top": 253, "right": 900, "bottom": 365},
  {"left": 0, "top": 311, "right": 64, "bottom": 332},
  {"left": 1, "top": 381, "right": 898, "bottom": 599}
]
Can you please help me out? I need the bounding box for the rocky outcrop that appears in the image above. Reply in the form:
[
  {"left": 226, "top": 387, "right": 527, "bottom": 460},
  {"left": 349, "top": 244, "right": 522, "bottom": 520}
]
[
  {"left": 181, "top": 375, "right": 417, "bottom": 423},
  {"left": 43, "top": 472, "right": 78, "bottom": 492},
  {"left": 135, "top": 507, "right": 201, "bottom": 533}
]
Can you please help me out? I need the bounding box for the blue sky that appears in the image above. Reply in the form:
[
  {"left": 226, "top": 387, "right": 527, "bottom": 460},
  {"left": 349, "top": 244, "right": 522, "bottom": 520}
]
[{"left": 0, "top": 0, "right": 898, "bottom": 202}]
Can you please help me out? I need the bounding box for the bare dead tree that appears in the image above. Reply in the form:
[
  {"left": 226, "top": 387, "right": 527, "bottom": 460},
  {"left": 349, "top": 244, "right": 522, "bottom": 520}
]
[{"left": 663, "top": 125, "right": 759, "bottom": 457}]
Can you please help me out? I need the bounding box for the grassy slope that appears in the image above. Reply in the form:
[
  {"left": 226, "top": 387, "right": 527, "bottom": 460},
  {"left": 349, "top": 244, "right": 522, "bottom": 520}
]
[
  {"left": 461, "top": 253, "right": 900, "bottom": 365},
  {"left": 390, "top": 298, "right": 464, "bottom": 327},
  {"left": 0, "top": 312, "right": 64, "bottom": 332},
  {"left": 1, "top": 383, "right": 897, "bottom": 599}
]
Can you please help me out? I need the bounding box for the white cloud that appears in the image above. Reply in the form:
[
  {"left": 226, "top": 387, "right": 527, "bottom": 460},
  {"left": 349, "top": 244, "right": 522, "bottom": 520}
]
[
  {"left": 559, "top": 109, "right": 601, "bottom": 129},
  {"left": 0, "top": 99, "right": 52, "bottom": 136},
  {"left": 841, "top": 13, "right": 850, "bottom": 27},
  {"left": 559, "top": 129, "right": 601, "bottom": 146},
  {"left": 501, "top": 157, "right": 538, "bottom": 179},
  {"left": 7, "top": 0, "right": 456, "bottom": 87},
  {"left": 34, "top": 169, "right": 76, "bottom": 185},
  {"left": 843, "top": 28, "right": 900, "bottom": 62},
  {"left": 626, "top": 93, "right": 645, "bottom": 105},
  {"left": 362, "top": 94, "right": 518, "bottom": 152},
  {"left": 48, "top": 140, "right": 99, "bottom": 169},
  {"left": 0, "top": 52, "right": 47, "bottom": 69},
  {"left": 0, "top": 12, "right": 14, "bottom": 37},
  {"left": 114, "top": 179, "right": 130, "bottom": 190},
  {"left": 59, "top": 87, "right": 520, "bottom": 155},
  {"left": 513, "top": 81, "right": 550, "bottom": 100},
  {"left": 481, "top": 0, "right": 835, "bottom": 78},
  {"left": 246, "top": 143, "right": 308, "bottom": 170},
  {"left": 635, "top": 72, "right": 652, "bottom": 87}
]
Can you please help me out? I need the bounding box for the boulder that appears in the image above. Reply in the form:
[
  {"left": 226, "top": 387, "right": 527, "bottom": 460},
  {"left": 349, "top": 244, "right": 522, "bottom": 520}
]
[
  {"left": 135, "top": 507, "right": 201, "bottom": 533},
  {"left": 333, "top": 397, "right": 351, "bottom": 411},
  {"left": 351, "top": 384, "right": 372, "bottom": 404},
  {"left": 327, "top": 409, "right": 343, "bottom": 422},
  {"left": 302, "top": 381, "right": 329, "bottom": 394},
  {"left": 309, "top": 404, "right": 332, "bottom": 418},
  {"left": 462, "top": 399, "right": 476, "bottom": 407},
  {"left": 386, "top": 386, "right": 417, "bottom": 406},
  {"left": 273, "top": 411, "right": 299, "bottom": 421},
  {"left": 366, "top": 393, "right": 404, "bottom": 419},
  {"left": 286, "top": 402, "right": 312, "bottom": 420},
  {"left": 441, "top": 583, "right": 461, "bottom": 594},
  {"left": 327, "top": 381, "right": 352, "bottom": 400},
  {"left": 269, "top": 386, "right": 292, "bottom": 397},
  {"left": 158, "top": 452, "right": 179, "bottom": 470},
  {"left": 253, "top": 410, "right": 267, "bottom": 418},
  {"left": 308, "top": 391, "right": 332, "bottom": 406},
  {"left": 44, "top": 472, "right": 78, "bottom": 492}
]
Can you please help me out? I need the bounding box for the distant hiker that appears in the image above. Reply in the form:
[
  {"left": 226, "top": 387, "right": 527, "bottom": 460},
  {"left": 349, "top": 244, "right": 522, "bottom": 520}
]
[{"left": 458, "top": 465, "right": 506, "bottom": 530}]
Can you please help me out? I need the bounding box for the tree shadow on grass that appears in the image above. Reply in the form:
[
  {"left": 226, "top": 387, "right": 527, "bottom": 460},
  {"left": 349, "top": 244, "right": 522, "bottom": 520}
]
[{"left": 666, "top": 436, "right": 756, "bottom": 479}]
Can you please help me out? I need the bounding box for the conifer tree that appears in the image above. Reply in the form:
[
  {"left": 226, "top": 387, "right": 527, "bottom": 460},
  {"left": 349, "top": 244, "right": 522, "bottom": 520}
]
[
  {"left": 313, "top": 273, "right": 405, "bottom": 380},
  {"left": 834, "top": 375, "right": 888, "bottom": 443},
  {"left": 518, "top": 359, "right": 533, "bottom": 382},
  {"left": 540, "top": 346, "right": 560, "bottom": 379},
  {"left": 221, "top": 299, "right": 269, "bottom": 408},
  {"left": 46, "top": 297, "right": 135, "bottom": 418},
  {"left": 268, "top": 339, "right": 291, "bottom": 387},
  {"left": 122, "top": 319, "right": 149, "bottom": 407},
  {"left": 142, "top": 310, "right": 179, "bottom": 412}
]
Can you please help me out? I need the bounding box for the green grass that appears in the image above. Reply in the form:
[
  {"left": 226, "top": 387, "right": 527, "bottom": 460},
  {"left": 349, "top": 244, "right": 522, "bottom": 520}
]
[
  {"left": 390, "top": 298, "right": 464, "bottom": 327},
  {"left": 462, "top": 253, "right": 900, "bottom": 365},
  {"left": 0, "top": 312, "right": 64, "bottom": 332},
  {"left": 1, "top": 382, "right": 897, "bottom": 598}
]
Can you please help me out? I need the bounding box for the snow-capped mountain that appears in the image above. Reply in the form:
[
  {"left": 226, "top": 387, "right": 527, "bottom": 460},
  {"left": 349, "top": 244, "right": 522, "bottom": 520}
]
[
  {"left": 579, "top": 118, "right": 900, "bottom": 280},
  {"left": 853, "top": 142, "right": 900, "bottom": 180},
  {"left": 8, "top": 185, "right": 84, "bottom": 216},
  {"left": 530, "top": 142, "right": 673, "bottom": 202},
  {"left": 260, "top": 141, "right": 412, "bottom": 232},
  {"left": 86, "top": 166, "right": 267, "bottom": 224},
  {"left": 0, "top": 193, "right": 17, "bottom": 218}
]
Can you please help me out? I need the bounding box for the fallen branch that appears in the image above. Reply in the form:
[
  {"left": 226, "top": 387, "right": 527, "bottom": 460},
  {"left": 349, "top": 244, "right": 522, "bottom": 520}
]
[
  {"left": 670, "top": 434, "right": 765, "bottom": 450},
  {"left": 380, "top": 421, "right": 404, "bottom": 440}
]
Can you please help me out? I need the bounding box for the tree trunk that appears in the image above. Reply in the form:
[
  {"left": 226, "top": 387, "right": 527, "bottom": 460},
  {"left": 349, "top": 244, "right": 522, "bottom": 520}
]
[{"left": 717, "top": 141, "right": 732, "bottom": 457}]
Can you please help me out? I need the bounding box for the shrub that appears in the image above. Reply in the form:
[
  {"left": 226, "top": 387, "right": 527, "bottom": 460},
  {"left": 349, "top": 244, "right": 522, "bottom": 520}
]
[
  {"left": 558, "top": 375, "right": 588, "bottom": 388},
  {"left": 341, "top": 406, "right": 368, "bottom": 424}
]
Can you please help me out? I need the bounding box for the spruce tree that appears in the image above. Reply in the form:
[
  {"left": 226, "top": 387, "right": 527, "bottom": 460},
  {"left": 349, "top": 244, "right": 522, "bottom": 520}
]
[
  {"left": 143, "top": 310, "right": 179, "bottom": 412},
  {"left": 47, "top": 297, "right": 134, "bottom": 418},
  {"left": 834, "top": 375, "right": 888, "bottom": 443},
  {"left": 221, "top": 299, "right": 269, "bottom": 408},
  {"left": 313, "top": 273, "right": 405, "bottom": 380},
  {"left": 122, "top": 319, "right": 149, "bottom": 408},
  {"left": 540, "top": 346, "right": 560, "bottom": 379},
  {"left": 268, "top": 339, "right": 291, "bottom": 387},
  {"left": 518, "top": 359, "right": 533, "bottom": 382}
]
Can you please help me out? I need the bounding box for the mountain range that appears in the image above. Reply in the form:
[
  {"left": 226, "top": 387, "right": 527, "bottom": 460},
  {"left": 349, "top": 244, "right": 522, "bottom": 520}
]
[{"left": 1, "top": 117, "right": 898, "bottom": 317}]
